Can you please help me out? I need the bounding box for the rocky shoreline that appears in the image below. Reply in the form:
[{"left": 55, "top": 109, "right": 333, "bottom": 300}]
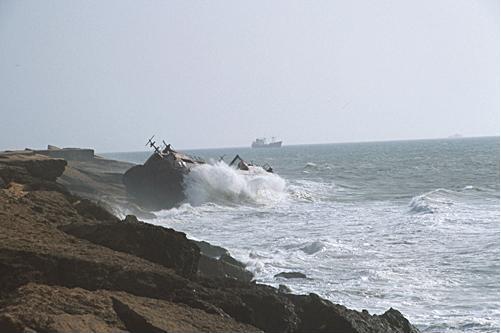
[{"left": 0, "top": 151, "right": 419, "bottom": 332}]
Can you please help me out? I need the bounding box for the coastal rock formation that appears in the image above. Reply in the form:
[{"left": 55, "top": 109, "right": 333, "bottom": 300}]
[
  {"left": 61, "top": 215, "right": 200, "bottom": 278},
  {"left": 0, "top": 152, "right": 67, "bottom": 182},
  {"left": 194, "top": 240, "right": 254, "bottom": 282},
  {"left": 0, "top": 283, "right": 259, "bottom": 333},
  {"left": 0, "top": 151, "right": 420, "bottom": 333}
]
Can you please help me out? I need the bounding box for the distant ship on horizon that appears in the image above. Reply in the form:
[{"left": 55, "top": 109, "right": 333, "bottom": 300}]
[{"left": 251, "top": 137, "right": 282, "bottom": 148}]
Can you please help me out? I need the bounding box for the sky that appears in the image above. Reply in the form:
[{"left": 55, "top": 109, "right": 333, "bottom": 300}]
[{"left": 0, "top": 0, "right": 499, "bottom": 152}]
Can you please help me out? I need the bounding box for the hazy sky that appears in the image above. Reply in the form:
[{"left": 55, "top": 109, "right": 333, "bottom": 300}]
[{"left": 0, "top": 0, "right": 499, "bottom": 152}]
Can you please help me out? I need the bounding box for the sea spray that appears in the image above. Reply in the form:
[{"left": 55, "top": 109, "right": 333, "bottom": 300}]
[{"left": 183, "top": 161, "right": 287, "bottom": 206}]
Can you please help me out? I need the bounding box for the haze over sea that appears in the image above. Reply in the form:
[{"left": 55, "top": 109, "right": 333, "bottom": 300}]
[{"left": 104, "top": 136, "right": 500, "bottom": 333}]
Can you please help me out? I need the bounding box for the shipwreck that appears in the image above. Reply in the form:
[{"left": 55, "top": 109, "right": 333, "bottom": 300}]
[{"left": 123, "top": 137, "right": 273, "bottom": 210}]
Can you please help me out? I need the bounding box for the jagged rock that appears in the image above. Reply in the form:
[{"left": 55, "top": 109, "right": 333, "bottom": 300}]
[
  {"left": 61, "top": 216, "right": 200, "bottom": 278},
  {"left": 381, "top": 308, "right": 419, "bottom": 333},
  {"left": 275, "top": 272, "right": 307, "bottom": 279},
  {"left": 193, "top": 240, "right": 229, "bottom": 258},
  {"left": 192, "top": 240, "right": 253, "bottom": 282},
  {"left": 198, "top": 254, "right": 253, "bottom": 283},
  {"left": 286, "top": 293, "right": 419, "bottom": 333},
  {"left": 278, "top": 284, "right": 292, "bottom": 294}
]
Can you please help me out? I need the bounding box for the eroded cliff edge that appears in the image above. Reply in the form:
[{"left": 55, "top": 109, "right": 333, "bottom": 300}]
[{"left": 0, "top": 152, "right": 419, "bottom": 333}]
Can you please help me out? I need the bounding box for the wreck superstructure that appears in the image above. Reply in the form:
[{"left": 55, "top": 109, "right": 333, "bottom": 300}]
[{"left": 123, "top": 138, "right": 273, "bottom": 210}]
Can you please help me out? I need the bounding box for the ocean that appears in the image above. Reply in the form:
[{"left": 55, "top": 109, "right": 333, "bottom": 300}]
[{"left": 103, "top": 136, "right": 500, "bottom": 333}]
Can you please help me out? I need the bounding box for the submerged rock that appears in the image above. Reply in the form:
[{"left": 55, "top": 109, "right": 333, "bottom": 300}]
[{"left": 275, "top": 272, "right": 308, "bottom": 279}]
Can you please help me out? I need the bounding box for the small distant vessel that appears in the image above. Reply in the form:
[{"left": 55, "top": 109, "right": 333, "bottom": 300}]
[{"left": 251, "top": 137, "right": 282, "bottom": 148}]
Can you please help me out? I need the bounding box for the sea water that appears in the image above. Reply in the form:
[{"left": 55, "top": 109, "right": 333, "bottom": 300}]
[{"left": 104, "top": 137, "right": 500, "bottom": 332}]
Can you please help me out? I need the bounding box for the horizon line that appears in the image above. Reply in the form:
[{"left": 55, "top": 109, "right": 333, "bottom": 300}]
[{"left": 98, "top": 134, "right": 499, "bottom": 154}]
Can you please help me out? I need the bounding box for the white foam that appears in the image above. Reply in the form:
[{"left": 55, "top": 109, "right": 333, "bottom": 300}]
[
  {"left": 183, "top": 161, "right": 287, "bottom": 206},
  {"left": 408, "top": 188, "right": 457, "bottom": 214}
]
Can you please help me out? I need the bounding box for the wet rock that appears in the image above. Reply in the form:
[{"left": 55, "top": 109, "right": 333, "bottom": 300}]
[
  {"left": 197, "top": 254, "right": 253, "bottom": 283},
  {"left": 192, "top": 240, "right": 253, "bottom": 282},
  {"left": 286, "top": 293, "right": 419, "bottom": 333},
  {"left": 193, "top": 240, "right": 229, "bottom": 258},
  {"left": 278, "top": 284, "right": 292, "bottom": 294},
  {"left": 381, "top": 308, "right": 419, "bottom": 333},
  {"left": 275, "top": 272, "right": 307, "bottom": 279}
]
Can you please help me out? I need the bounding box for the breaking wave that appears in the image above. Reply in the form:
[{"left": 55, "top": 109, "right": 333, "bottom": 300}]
[
  {"left": 183, "top": 162, "right": 287, "bottom": 206},
  {"left": 407, "top": 186, "right": 492, "bottom": 214}
]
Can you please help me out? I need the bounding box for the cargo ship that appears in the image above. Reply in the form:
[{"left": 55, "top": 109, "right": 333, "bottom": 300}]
[{"left": 251, "top": 137, "right": 282, "bottom": 148}]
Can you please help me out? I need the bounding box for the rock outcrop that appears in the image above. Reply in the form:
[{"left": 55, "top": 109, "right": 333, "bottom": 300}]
[
  {"left": 0, "top": 152, "right": 420, "bottom": 333},
  {"left": 193, "top": 240, "right": 254, "bottom": 282},
  {"left": 61, "top": 215, "right": 200, "bottom": 278}
]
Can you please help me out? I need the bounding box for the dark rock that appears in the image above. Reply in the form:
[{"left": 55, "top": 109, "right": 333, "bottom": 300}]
[
  {"left": 275, "top": 272, "right": 307, "bottom": 279},
  {"left": 278, "top": 284, "right": 292, "bottom": 294},
  {"left": 225, "top": 284, "right": 299, "bottom": 333},
  {"left": 0, "top": 177, "right": 5, "bottom": 189},
  {"left": 286, "top": 293, "right": 420, "bottom": 333},
  {"left": 72, "top": 199, "right": 119, "bottom": 222},
  {"left": 381, "top": 308, "right": 419, "bottom": 333},
  {"left": 123, "top": 214, "right": 139, "bottom": 223},
  {"left": 192, "top": 240, "right": 229, "bottom": 258},
  {"left": 61, "top": 217, "right": 200, "bottom": 278},
  {"left": 220, "top": 252, "right": 247, "bottom": 269},
  {"left": 0, "top": 247, "right": 189, "bottom": 301},
  {"left": 197, "top": 254, "right": 253, "bottom": 283},
  {"left": 192, "top": 240, "right": 253, "bottom": 282}
]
